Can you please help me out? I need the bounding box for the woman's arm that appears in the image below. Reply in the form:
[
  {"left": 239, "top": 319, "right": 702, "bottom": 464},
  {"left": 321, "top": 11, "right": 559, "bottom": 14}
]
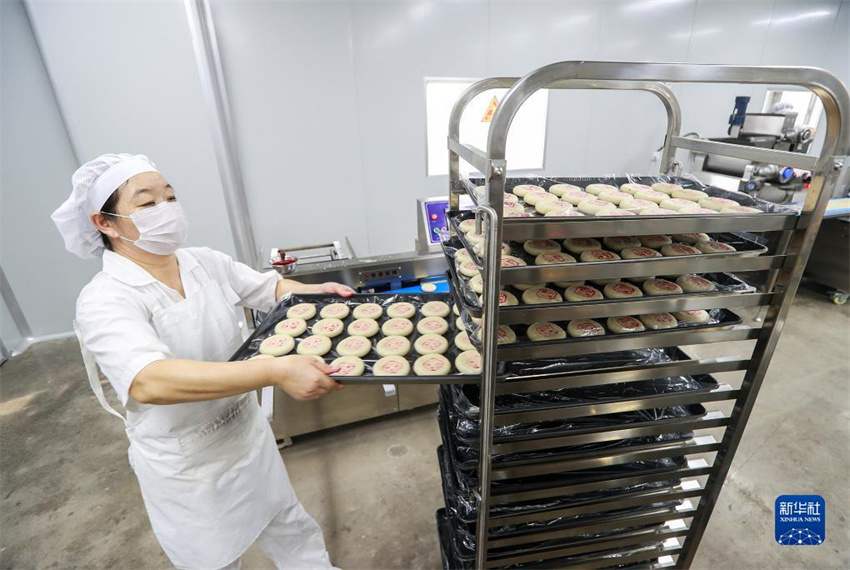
[
  {"left": 276, "top": 279, "right": 355, "bottom": 301},
  {"left": 130, "top": 355, "right": 343, "bottom": 405},
  {"left": 200, "top": 248, "right": 355, "bottom": 310}
]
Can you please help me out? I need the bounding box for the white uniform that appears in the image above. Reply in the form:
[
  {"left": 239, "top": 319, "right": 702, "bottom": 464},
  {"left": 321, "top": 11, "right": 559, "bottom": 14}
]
[{"left": 74, "top": 247, "right": 333, "bottom": 569}]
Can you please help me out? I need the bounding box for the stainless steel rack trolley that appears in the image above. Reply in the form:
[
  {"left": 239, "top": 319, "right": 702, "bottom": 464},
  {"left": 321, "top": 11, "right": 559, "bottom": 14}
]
[{"left": 443, "top": 62, "right": 849, "bottom": 569}]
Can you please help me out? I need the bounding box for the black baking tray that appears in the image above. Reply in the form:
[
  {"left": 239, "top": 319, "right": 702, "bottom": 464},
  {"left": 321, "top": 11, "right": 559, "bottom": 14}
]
[
  {"left": 438, "top": 404, "right": 693, "bottom": 473},
  {"left": 447, "top": 209, "right": 770, "bottom": 273},
  {"left": 447, "top": 438, "right": 689, "bottom": 497},
  {"left": 437, "top": 509, "right": 459, "bottom": 570},
  {"left": 460, "top": 306, "right": 743, "bottom": 353},
  {"left": 443, "top": 376, "right": 717, "bottom": 422},
  {"left": 228, "top": 292, "right": 476, "bottom": 381},
  {"left": 449, "top": 296, "right": 697, "bottom": 380},
  {"left": 447, "top": 304, "right": 697, "bottom": 380},
  {"left": 444, "top": 401, "right": 710, "bottom": 447},
  {"left": 447, "top": 428, "right": 693, "bottom": 473},
  {"left": 450, "top": 292, "right": 695, "bottom": 377},
  {"left": 436, "top": 505, "right": 672, "bottom": 569},
  {"left": 456, "top": 296, "right": 691, "bottom": 381},
  {"left": 444, "top": 236, "right": 757, "bottom": 320},
  {"left": 498, "top": 346, "right": 692, "bottom": 381},
  {"left": 464, "top": 174, "right": 793, "bottom": 216},
  {"left": 437, "top": 445, "right": 681, "bottom": 526}
]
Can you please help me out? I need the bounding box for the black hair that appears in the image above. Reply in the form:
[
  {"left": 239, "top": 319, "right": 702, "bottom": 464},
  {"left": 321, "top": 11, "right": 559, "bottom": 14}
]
[{"left": 99, "top": 188, "right": 121, "bottom": 251}]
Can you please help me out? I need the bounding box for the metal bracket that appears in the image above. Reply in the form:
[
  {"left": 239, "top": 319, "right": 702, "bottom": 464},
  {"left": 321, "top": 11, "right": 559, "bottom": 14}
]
[{"left": 489, "top": 161, "right": 506, "bottom": 179}]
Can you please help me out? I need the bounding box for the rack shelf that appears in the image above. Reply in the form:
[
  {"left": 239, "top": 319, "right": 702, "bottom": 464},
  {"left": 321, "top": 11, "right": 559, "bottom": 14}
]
[{"left": 440, "top": 61, "right": 850, "bottom": 569}]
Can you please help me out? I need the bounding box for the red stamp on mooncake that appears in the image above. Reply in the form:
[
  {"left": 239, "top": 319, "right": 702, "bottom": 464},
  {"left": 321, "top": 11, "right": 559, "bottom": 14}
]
[
  {"left": 380, "top": 360, "right": 404, "bottom": 374},
  {"left": 617, "top": 317, "right": 642, "bottom": 329},
  {"left": 536, "top": 324, "right": 560, "bottom": 337},
  {"left": 613, "top": 283, "right": 637, "bottom": 295},
  {"left": 574, "top": 286, "right": 598, "bottom": 298},
  {"left": 535, "top": 288, "right": 559, "bottom": 300}
]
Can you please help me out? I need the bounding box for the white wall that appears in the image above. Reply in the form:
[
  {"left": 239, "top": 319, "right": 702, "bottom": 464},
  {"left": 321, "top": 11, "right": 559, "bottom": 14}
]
[
  {"left": 823, "top": 0, "right": 850, "bottom": 86},
  {"left": 6, "top": 0, "right": 849, "bottom": 341},
  {"left": 209, "top": 0, "right": 492, "bottom": 257},
  {"left": 25, "top": 0, "right": 237, "bottom": 258},
  {"left": 209, "top": 1, "right": 372, "bottom": 257},
  {"left": 0, "top": 0, "right": 95, "bottom": 347},
  {"left": 351, "top": 1, "right": 491, "bottom": 256},
  {"left": 209, "top": 0, "right": 847, "bottom": 256}
]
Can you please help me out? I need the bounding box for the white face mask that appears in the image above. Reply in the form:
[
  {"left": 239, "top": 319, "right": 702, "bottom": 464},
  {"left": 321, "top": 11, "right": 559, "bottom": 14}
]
[{"left": 103, "top": 201, "right": 189, "bottom": 255}]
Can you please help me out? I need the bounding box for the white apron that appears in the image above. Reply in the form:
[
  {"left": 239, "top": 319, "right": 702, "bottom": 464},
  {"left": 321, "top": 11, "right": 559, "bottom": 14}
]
[{"left": 74, "top": 252, "right": 292, "bottom": 569}]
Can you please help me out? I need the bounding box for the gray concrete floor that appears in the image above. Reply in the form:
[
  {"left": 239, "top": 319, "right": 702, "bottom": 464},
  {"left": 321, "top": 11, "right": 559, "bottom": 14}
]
[{"left": 1, "top": 286, "right": 847, "bottom": 569}]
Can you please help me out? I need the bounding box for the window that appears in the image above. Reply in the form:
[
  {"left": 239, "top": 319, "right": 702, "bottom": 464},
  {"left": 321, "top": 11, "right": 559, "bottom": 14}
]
[
  {"left": 425, "top": 78, "right": 548, "bottom": 176},
  {"left": 762, "top": 89, "right": 824, "bottom": 128}
]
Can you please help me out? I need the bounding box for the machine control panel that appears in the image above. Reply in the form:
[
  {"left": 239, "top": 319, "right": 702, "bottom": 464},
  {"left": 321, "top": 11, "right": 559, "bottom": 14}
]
[
  {"left": 416, "top": 196, "right": 472, "bottom": 254},
  {"left": 423, "top": 198, "right": 449, "bottom": 245}
]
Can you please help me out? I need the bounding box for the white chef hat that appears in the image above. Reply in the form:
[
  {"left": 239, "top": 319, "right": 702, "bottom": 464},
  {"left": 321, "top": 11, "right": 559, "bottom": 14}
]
[{"left": 51, "top": 153, "right": 159, "bottom": 258}]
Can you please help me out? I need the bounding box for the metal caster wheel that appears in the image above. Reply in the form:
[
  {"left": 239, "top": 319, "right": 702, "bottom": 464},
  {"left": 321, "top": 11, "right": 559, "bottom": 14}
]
[{"left": 829, "top": 291, "right": 848, "bottom": 305}]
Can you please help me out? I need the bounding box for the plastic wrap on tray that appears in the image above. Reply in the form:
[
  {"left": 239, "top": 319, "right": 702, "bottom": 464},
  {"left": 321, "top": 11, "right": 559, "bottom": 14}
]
[
  {"left": 451, "top": 295, "right": 682, "bottom": 374},
  {"left": 444, "top": 232, "right": 756, "bottom": 309},
  {"left": 449, "top": 524, "right": 668, "bottom": 570},
  {"left": 437, "top": 406, "right": 693, "bottom": 474},
  {"left": 437, "top": 445, "right": 680, "bottom": 525},
  {"left": 448, "top": 428, "right": 692, "bottom": 471},
  {"left": 436, "top": 510, "right": 454, "bottom": 570},
  {"left": 455, "top": 453, "right": 688, "bottom": 498},
  {"left": 503, "top": 348, "right": 681, "bottom": 378},
  {"left": 450, "top": 292, "right": 688, "bottom": 377},
  {"left": 438, "top": 397, "right": 693, "bottom": 471},
  {"left": 443, "top": 236, "right": 755, "bottom": 337},
  {"left": 457, "top": 305, "right": 741, "bottom": 351},
  {"left": 461, "top": 173, "right": 795, "bottom": 215},
  {"left": 446, "top": 402, "right": 706, "bottom": 444},
  {"left": 435, "top": 508, "right": 665, "bottom": 570},
  {"left": 498, "top": 544, "right": 669, "bottom": 570},
  {"left": 229, "top": 292, "right": 470, "bottom": 379},
  {"left": 439, "top": 502, "right": 675, "bottom": 569},
  {"left": 444, "top": 375, "right": 715, "bottom": 418},
  {"left": 443, "top": 230, "right": 765, "bottom": 287},
  {"left": 625, "top": 172, "right": 796, "bottom": 214}
]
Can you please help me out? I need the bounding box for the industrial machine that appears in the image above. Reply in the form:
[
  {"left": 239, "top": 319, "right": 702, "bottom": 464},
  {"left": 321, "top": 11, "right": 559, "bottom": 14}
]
[
  {"left": 268, "top": 240, "right": 353, "bottom": 275},
  {"left": 695, "top": 96, "right": 816, "bottom": 202},
  {"left": 690, "top": 96, "right": 849, "bottom": 303}
]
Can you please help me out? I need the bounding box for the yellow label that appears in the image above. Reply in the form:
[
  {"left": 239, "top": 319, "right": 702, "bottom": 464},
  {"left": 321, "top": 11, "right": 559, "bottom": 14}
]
[{"left": 481, "top": 96, "right": 499, "bottom": 123}]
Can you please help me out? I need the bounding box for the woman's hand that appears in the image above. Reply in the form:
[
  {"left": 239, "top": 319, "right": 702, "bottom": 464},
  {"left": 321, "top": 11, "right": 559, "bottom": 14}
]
[
  {"left": 312, "top": 281, "right": 356, "bottom": 297},
  {"left": 268, "top": 355, "right": 344, "bottom": 401}
]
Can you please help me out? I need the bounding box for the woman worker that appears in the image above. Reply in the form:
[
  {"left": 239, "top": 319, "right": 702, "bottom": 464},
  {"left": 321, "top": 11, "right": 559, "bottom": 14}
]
[{"left": 52, "top": 153, "right": 352, "bottom": 569}]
